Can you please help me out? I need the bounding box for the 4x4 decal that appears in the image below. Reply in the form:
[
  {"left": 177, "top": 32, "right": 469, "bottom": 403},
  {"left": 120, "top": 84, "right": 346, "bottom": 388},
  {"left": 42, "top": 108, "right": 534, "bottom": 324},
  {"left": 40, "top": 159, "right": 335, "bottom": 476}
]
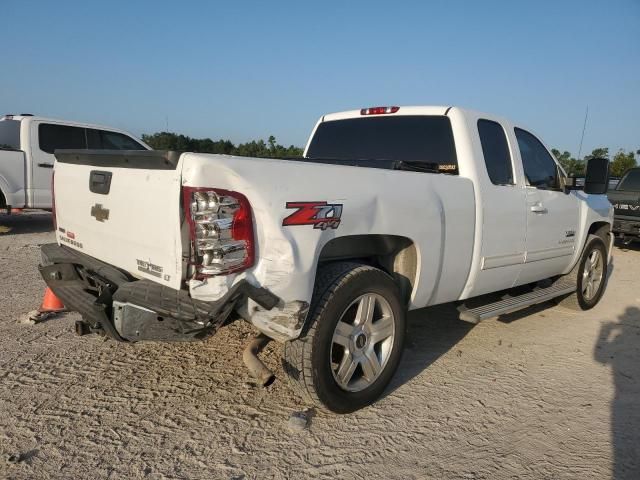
[{"left": 282, "top": 201, "right": 343, "bottom": 230}]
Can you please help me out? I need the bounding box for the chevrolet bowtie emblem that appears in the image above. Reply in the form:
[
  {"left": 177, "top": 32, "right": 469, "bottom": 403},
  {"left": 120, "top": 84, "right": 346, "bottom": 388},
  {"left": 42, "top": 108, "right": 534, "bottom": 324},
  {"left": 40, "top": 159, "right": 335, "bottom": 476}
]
[{"left": 91, "top": 203, "right": 110, "bottom": 222}]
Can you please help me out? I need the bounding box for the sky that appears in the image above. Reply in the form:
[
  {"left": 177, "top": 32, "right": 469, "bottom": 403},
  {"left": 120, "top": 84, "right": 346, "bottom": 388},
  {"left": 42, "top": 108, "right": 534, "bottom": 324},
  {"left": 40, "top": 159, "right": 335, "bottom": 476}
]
[{"left": 2, "top": 0, "right": 639, "bottom": 155}]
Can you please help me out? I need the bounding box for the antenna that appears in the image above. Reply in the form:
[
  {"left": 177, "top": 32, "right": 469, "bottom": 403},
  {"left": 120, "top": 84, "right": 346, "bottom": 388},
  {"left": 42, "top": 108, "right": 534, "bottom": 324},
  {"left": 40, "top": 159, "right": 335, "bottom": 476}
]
[
  {"left": 165, "top": 115, "right": 169, "bottom": 132},
  {"left": 577, "top": 106, "right": 588, "bottom": 160}
]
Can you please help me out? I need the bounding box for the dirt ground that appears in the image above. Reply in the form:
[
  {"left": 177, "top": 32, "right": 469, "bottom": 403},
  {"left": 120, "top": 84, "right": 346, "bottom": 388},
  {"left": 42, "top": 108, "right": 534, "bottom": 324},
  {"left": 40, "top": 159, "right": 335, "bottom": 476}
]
[{"left": 0, "top": 212, "right": 638, "bottom": 480}]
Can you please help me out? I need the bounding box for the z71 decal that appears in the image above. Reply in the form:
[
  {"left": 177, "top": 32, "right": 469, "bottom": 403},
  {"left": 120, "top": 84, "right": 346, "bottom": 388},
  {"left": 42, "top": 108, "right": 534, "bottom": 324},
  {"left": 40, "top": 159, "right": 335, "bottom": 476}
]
[{"left": 282, "top": 201, "right": 343, "bottom": 230}]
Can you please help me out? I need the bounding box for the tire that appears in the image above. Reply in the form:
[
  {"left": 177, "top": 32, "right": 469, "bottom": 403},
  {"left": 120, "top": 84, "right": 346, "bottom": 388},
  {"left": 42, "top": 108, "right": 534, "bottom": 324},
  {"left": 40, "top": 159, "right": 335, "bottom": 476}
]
[
  {"left": 557, "top": 234, "right": 608, "bottom": 311},
  {"left": 283, "top": 262, "right": 406, "bottom": 413}
]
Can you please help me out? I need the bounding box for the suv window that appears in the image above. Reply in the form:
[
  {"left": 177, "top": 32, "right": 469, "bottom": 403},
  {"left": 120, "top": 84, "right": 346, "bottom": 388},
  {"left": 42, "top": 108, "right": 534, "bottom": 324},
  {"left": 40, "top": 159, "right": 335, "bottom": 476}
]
[
  {"left": 39, "top": 124, "right": 86, "bottom": 154},
  {"left": 617, "top": 168, "right": 640, "bottom": 191},
  {"left": 515, "top": 128, "right": 559, "bottom": 189},
  {"left": 478, "top": 119, "right": 513, "bottom": 185},
  {"left": 306, "top": 115, "right": 458, "bottom": 173},
  {"left": 87, "top": 128, "right": 145, "bottom": 150},
  {"left": 0, "top": 119, "right": 21, "bottom": 150}
]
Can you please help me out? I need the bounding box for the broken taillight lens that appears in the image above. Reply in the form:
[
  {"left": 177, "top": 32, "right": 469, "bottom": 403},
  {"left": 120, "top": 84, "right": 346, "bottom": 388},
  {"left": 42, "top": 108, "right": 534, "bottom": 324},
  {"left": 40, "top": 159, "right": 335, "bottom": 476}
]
[{"left": 183, "top": 187, "right": 255, "bottom": 277}]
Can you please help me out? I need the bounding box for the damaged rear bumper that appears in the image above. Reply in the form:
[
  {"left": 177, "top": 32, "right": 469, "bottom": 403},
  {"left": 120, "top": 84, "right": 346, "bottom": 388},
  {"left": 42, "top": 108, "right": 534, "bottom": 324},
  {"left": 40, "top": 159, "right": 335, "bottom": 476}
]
[{"left": 38, "top": 243, "right": 279, "bottom": 342}]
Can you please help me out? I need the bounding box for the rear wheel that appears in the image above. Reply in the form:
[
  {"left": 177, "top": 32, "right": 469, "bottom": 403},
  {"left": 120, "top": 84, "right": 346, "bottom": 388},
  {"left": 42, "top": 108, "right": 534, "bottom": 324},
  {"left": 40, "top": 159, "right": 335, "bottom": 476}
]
[
  {"left": 558, "top": 234, "right": 608, "bottom": 310},
  {"left": 283, "top": 262, "right": 406, "bottom": 413}
]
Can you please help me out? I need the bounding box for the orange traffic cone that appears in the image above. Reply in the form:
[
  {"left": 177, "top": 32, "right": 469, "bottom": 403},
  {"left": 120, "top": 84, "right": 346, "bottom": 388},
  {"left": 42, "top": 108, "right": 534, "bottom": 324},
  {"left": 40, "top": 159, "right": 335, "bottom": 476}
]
[
  {"left": 39, "top": 287, "right": 65, "bottom": 313},
  {"left": 28, "top": 287, "right": 66, "bottom": 323}
]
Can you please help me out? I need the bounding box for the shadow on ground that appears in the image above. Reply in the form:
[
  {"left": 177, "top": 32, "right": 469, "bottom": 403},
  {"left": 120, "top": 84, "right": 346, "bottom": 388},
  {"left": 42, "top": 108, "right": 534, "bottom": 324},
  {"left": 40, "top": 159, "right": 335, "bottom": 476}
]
[
  {"left": 384, "top": 302, "right": 474, "bottom": 396},
  {"left": 614, "top": 237, "right": 640, "bottom": 252},
  {"left": 0, "top": 212, "right": 53, "bottom": 235},
  {"left": 595, "top": 305, "right": 640, "bottom": 479},
  {"left": 383, "top": 288, "right": 572, "bottom": 397}
]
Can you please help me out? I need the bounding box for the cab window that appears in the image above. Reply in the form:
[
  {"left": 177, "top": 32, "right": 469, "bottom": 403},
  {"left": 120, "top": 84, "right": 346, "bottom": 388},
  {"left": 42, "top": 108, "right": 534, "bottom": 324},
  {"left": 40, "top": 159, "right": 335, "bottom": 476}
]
[
  {"left": 617, "top": 168, "right": 640, "bottom": 191},
  {"left": 0, "top": 119, "right": 21, "bottom": 150},
  {"left": 478, "top": 119, "right": 513, "bottom": 185},
  {"left": 39, "top": 124, "right": 86, "bottom": 153},
  {"left": 515, "top": 128, "right": 560, "bottom": 189},
  {"left": 87, "top": 128, "right": 145, "bottom": 150}
]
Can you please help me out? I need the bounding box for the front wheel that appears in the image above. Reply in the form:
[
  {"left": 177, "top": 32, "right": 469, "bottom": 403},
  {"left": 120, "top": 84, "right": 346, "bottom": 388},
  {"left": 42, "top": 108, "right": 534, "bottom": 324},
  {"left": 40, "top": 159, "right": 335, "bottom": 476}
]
[
  {"left": 558, "top": 234, "right": 608, "bottom": 310},
  {"left": 283, "top": 262, "right": 406, "bottom": 413}
]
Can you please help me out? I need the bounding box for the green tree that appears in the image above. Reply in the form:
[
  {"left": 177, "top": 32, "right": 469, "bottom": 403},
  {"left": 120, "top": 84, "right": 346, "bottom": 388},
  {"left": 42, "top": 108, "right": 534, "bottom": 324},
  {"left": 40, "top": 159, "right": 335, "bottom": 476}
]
[
  {"left": 141, "top": 132, "right": 303, "bottom": 158},
  {"left": 610, "top": 149, "right": 637, "bottom": 177},
  {"left": 584, "top": 147, "right": 609, "bottom": 161},
  {"left": 552, "top": 148, "right": 584, "bottom": 175}
]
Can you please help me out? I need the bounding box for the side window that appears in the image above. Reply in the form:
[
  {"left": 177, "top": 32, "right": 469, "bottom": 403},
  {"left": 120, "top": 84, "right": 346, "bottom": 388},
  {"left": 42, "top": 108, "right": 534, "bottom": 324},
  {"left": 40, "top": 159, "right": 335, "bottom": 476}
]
[
  {"left": 617, "top": 169, "right": 640, "bottom": 191},
  {"left": 514, "top": 128, "right": 559, "bottom": 189},
  {"left": 38, "top": 124, "right": 86, "bottom": 154},
  {"left": 478, "top": 119, "right": 513, "bottom": 185},
  {"left": 86, "top": 128, "right": 103, "bottom": 149},
  {"left": 87, "top": 128, "right": 145, "bottom": 150},
  {"left": 100, "top": 130, "right": 145, "bottom": 150}
]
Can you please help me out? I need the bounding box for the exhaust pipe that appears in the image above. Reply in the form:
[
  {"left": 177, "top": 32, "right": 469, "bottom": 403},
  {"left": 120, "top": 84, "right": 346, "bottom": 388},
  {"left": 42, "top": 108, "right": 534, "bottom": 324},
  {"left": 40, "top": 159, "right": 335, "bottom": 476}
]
[{"left": 243, "top": 333, "right": 275, "bottom": 387}]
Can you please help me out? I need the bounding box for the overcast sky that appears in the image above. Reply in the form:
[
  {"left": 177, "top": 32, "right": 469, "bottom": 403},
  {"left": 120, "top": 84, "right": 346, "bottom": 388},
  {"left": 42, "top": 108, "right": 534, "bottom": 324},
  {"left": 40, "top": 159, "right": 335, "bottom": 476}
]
[{"left": 3, "top": 0, "right": 639, "bottom": 155}]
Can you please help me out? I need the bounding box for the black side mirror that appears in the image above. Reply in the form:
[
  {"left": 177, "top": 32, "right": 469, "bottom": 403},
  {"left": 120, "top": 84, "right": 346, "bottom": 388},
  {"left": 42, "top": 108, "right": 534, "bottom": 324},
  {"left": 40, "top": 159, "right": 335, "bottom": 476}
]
[{"left": 584, "top": 157, "right": 610, "bottom": 194}]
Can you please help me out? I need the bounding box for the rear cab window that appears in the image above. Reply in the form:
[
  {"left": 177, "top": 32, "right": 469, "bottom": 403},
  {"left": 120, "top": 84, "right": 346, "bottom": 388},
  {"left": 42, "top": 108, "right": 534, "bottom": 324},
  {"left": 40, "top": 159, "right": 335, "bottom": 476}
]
[
  {"left": 0, "top": 119, "right": 22, "bottom": 150},
  {"left": 478, "top": 119, "right": 513, "bottom": 185},
  {"left": 306, "top": 115, "right": 458, "bottom": 174},
  {"left": 616, "top": 169, "right": 640, "bottom": 191}
]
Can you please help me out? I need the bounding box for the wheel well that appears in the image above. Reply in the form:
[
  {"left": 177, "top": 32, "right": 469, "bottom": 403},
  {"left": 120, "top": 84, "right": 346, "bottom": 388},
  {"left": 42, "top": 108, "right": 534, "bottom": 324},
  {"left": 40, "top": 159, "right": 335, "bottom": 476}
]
[
  {"left": 588, "top": 222, "right": 611, "bottom": 248},
  {"left": 318, "top": 235, "right": 417, "bottom": 305},
  {"left": 0, "top": 189, "right": 6, "bottom": 209}
]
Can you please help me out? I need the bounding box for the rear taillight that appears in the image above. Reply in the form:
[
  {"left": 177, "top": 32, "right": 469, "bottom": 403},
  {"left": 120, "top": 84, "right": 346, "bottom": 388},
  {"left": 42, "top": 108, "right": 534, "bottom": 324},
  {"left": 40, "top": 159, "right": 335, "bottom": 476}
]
[
  {"left": 360, "top": 106, "right": 399, "bottom": 115},
  {"left": 183, "top": 187, "right": 255, "bottom": 277},
  {"left": 51, "top": 170, "right": 57, "bottom": 230}
]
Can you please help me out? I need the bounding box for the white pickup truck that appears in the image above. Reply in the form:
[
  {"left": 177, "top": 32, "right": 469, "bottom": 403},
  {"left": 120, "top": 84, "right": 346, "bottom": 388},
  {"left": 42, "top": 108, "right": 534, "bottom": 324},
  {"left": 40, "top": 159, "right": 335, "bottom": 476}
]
[
  {"left": 39, "top": 106, "right": 613, "bottom": 413},
  {"left": 0, "top": 114, "right": 149, "bottom": 211}
]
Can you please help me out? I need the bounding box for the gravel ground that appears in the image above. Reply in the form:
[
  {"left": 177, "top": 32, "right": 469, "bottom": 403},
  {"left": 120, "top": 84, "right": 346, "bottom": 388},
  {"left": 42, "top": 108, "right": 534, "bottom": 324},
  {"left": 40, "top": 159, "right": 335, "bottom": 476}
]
[{"left": 0, "top": 211, "right": 638, "bottom": 480}]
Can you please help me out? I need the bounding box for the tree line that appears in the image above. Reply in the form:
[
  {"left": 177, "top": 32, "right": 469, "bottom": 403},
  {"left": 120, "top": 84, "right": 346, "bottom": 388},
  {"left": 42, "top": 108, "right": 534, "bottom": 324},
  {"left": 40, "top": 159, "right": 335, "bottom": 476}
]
[
  {"left": 552, "top": 147, "right": 638, "bottom": 177},
  {"left": 142, "top": 131, "right": 638, "bottom": 177},
  {"left": 141, "top": 132, "right": 303, "bottom": 158}
]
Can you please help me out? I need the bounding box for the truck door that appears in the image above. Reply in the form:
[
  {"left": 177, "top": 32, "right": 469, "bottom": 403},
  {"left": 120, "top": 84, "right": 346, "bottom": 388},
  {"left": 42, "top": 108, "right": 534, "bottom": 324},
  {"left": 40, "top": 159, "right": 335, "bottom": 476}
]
[
  {"left": 30, "top": 122, "right": 86, "bottom": 208},
  {"left": 513, "top": 128, "right": 580, "bottom": 284},
  {"left": 472, "top": 119, "right": 527, "bottom": 296}
]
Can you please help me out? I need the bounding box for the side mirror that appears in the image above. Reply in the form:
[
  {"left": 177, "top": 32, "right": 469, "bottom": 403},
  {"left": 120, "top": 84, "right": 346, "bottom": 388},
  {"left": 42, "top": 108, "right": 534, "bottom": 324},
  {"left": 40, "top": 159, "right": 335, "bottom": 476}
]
[
  {"left": 562, "top": 175, "right": 577, "bottom": 193},
  {"left": 584, "top": 157, "right": 610, "bottom": 195}
]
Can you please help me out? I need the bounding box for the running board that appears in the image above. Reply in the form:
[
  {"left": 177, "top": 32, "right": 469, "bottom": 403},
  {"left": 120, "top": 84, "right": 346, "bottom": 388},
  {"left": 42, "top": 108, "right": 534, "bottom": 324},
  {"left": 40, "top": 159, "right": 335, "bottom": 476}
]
[{"left": 458, "top": 281, "right": 576, "bottom": 324}]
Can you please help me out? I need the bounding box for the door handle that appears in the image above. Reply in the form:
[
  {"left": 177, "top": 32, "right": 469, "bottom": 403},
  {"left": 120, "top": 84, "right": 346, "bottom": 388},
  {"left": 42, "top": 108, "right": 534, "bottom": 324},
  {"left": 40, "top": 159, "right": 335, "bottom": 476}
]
[
  {"left": 89, "top": 170, "right": 112, "bottom": 195},
  {"left": 38, "top": 163, "right": 54, "bottom": 168},
  {"left": 530, "top": 204, "right": 548, "bottom": 214}
]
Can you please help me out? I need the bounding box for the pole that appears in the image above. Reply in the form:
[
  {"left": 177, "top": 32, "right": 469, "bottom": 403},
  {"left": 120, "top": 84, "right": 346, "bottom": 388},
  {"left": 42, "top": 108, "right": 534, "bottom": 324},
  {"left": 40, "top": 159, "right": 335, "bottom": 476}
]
[{"left": 577, "top": 106, "right": 588, "bottom": 160}]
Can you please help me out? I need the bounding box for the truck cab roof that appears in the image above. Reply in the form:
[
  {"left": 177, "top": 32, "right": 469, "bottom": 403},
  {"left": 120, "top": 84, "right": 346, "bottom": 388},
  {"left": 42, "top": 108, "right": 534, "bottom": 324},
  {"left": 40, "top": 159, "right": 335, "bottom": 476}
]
[
  {"left": 320, "top": 105, "right": 508, "bottom": 123},
  {"left": 1, "top": 114, "right": 140, "bottom": 136}
]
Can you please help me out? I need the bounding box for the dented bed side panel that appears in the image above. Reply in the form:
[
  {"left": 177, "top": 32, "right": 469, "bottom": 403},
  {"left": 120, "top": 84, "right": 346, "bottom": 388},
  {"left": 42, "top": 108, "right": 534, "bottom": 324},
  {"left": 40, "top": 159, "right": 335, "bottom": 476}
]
[{"left": 180, "top": 153, "right": 476, "bottom": 340}]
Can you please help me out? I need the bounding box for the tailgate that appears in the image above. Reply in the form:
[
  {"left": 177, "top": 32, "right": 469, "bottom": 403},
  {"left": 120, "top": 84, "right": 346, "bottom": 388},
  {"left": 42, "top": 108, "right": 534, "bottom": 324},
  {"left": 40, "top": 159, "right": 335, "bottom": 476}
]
[{"left": 53, "top": 150, "right": 184, "bottom": 289}]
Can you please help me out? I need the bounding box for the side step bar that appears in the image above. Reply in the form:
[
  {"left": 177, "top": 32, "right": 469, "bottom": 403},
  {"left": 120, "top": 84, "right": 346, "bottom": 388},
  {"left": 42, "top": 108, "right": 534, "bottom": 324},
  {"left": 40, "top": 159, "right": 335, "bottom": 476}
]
[{"left": 458, "top": 281, "right": 576, "bottom": 324}]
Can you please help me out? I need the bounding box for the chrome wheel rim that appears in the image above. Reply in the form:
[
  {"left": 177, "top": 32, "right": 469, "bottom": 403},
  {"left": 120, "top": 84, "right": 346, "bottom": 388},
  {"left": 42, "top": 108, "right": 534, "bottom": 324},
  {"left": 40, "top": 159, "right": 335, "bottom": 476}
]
[
  {"left": 330, "top": 293, "right": 395, "bottom": 392},
  {"left": 582, "top": 249, "right": 603, "bottom": 301}
]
